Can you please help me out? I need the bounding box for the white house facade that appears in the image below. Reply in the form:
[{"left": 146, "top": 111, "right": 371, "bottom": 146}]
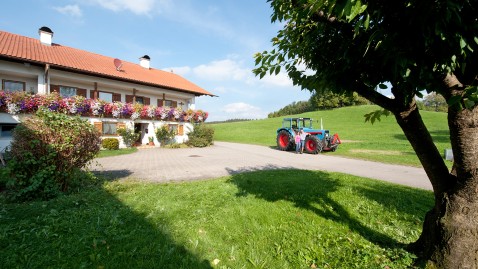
[{"left": 0, "top": 27, "right": 214, "bottom": 150}]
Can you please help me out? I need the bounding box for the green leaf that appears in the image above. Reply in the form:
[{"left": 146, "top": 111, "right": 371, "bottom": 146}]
[
  {"left": 363, "top": 109, "right": 390, "bottom": 124},
  {"left": 378, "top": 83, "right": 387, "bottom": 89},
  {"left": 464, "top": 99, "right": 475, "bottom": 109},
  {"left": 364, "top": 14, "right": 370, "bottom": 30},
  {"left": 274, "top": 65, "right": 281, "bottom": 75},
  {"left": 460, "top": 37, "right": 466, "bottom": 49},
  {"left": 447, "top": 95, "right": 462, "bottom": 106}
]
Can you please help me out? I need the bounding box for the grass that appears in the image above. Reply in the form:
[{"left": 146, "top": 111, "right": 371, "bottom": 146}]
[
  {"left": 96, "top": 147, "right": 138, "bottom": 158},
  {"left": 210, "top": 105, "right": 451, "bottom": 167},
  {"left": 0, "top": 170, "right": 433, "bottom": 268}
]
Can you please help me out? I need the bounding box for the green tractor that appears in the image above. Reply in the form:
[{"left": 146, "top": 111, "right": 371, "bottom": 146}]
[{"left": 276, "top": 117, "right": 341, "bottom": 154}]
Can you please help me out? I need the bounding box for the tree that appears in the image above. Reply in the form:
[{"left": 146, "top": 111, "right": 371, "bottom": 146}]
[
  {"left": 423, "top": 92, "right": 448, "bottom": 112},
  {"left": 2, "top": 109, "right": 101, "bottom": 200},
  {"left": 309, "top": 89, "right": 368, "bottom": 110},
  {"left": 254, "top": 0, "right": 478, "bottom": 267}
]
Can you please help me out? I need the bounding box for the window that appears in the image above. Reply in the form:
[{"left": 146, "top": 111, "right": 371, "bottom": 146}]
[
  {"left": 99, "top": 92, "right": 113, "bottom": 103},
  {"left": 135, "top": 96, "right": 144, "bottom": 104},
  {"left": 102, "top": 122, "right": 117, "bottom": 135},
  {"left": 59, "top": 86, "right": 77, "bottom": 98},
  {"left": 3, "top": 80, "right": 25, "bottom": 92},
  {"left": 168, "top": 124, "right": 178, "bottom": 135},
  {"left": 0, "top": 124, "right": 17, "bottom": 137},
  {"left": 164, "top": 100, "right": 173, "bottom": 107}
]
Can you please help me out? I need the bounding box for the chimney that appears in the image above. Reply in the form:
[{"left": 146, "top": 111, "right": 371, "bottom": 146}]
[
  {"left": 139, "top": 55, "right": 151, "bottom": 69},
  {"left": 39, "top": 26, "right": 53, "bottom": 46}
]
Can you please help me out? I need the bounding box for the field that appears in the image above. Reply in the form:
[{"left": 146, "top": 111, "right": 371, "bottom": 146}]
[
  {"left": 210, "top": 105, "right": 450, "bottom": 167},
  {"left": 0, "top": 105, "right": 442, "bottom": 268},
  {"left": 1, "top": 170, "right": 432, "bottom": 268}
]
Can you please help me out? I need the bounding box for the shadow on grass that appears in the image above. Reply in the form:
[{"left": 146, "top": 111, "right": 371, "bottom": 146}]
[
  {"left": 227, "top": 169, "right": 431, "bottom": 249},
  {"left": 1, "top": 174, "right": 212, "bottom": 268},
  {"left": 91, "top": 169, "right": 134, "bottom": 181},
  {"left": 394, "top": 129, "right": 450, "bottom": 144}
]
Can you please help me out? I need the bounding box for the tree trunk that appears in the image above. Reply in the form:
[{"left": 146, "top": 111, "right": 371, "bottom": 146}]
[
  {"left": 426, "top": 105, "right": 478, "bottom": 268},
  {"left": 394, "top": 100, "right": 478, "bottom": 267}
]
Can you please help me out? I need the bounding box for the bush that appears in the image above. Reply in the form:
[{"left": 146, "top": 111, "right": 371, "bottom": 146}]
[
  {"left": 1, "top": 109, "right": 101, "bottom": 201},
  {"left": 186, "top": 124, "right": 214, "bottom": 147},
  {"left": 117, "top": 128, "right": 140, "bottom": 147},
  {"left": 102, "top": 138, "right": 119, "bottom": 150},
  {"left": 155, "top": 125, "right": 176, "bottom": 144}
]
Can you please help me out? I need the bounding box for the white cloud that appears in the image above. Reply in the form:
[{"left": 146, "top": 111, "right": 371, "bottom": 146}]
[
  {"left": 54, "top": 5, "right": 83, "bottom": 17},
  {"left": 222, "top": 102, "right": 267, "bottom": 119},
  {"left": 86, "top": 0, "right": 160, "bottom": 15},
  {"left": 259, "top": 72, "right": 294, "bottom": 88},
  {"left": 193, "top": 59, "right": 250, "bottom": 81}
]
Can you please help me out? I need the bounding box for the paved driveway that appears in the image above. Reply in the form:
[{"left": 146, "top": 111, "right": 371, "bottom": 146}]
[{"left": 91, "top": 141, "right": 432, "bottom": 190}]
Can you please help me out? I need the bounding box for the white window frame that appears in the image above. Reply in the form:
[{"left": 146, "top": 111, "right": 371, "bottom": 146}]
[
  {"left": 59, "top": 86, "right": 77, "bottom": 98},
  {"left": 102, "top": 122, "right": 118, "bottom": 135},
  {"left": 99, "top": 92, "right": 113, "bottom": 103},
  {"left": 3, "top": 80, "right": 25, "bottom": 93},
  {"left": 0, "top": 124, "right": 17, "bottom": 138}
]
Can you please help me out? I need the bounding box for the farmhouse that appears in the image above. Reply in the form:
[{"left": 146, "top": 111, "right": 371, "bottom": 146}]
[{"left": 0, "top": 27, "right": 214, "bottom": 150}]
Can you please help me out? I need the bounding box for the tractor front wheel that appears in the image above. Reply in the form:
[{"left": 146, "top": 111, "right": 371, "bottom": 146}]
[
  {"left": 277, "top": 130, "right": 293, "bottom": 151},
  {"left": 304, "top": 136, "right": 322, "bottom": 154}
]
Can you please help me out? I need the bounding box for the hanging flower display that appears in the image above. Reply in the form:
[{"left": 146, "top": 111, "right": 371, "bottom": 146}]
[{"left": 0, "top": 91, "right": 208, "bottom": 123}]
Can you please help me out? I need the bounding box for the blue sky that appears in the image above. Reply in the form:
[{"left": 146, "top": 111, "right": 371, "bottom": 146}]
[{"left": 1, "top": 0, "right": 314, "bottom": 122}]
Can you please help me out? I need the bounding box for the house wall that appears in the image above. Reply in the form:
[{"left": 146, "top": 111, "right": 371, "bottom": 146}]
[
  {"left": 0, "top": 59, "right": 198, "bottom": 151},
  {"left": 49, "top": 69, "right": 196, "bottom": 111},
  {"left": 88, "top": 117, "right": 193, "bottom": 148}
]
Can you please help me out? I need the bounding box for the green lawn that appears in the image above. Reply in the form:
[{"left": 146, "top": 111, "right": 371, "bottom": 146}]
[
  {"left": 96, "top": 147, "right": 138, "bottom": 158},
  {"left": 210, "top": 105, "right": 451, "bottom": 167},
  {"left": 0, "top": 170, "right": 432, "bottom": 268}
]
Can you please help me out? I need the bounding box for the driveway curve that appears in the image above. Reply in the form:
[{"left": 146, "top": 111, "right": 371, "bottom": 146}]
[{"left": 91, "top": 141, "right": 432, "bottom": 190}]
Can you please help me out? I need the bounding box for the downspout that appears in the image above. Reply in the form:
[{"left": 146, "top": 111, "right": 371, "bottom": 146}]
[{"left": 44, "top": 64, "right": 50, "bottom": 94}]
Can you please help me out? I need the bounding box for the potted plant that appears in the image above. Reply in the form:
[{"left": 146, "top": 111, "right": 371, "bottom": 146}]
[{"left": 148, "top": 136, "right": 155, "bottom": 146}]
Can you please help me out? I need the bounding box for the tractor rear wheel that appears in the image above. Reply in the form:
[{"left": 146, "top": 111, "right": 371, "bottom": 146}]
[
  {"left": 277, "top": 130, "right": 293, "bottom": 151},
  {"left": 304, "top": 136, "right": 322, "bottom": 154}
]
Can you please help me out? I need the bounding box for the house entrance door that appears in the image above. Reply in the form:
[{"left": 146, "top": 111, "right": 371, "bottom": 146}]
[{"left": 134, "top": 123, "right": 142, "bottom": 146}]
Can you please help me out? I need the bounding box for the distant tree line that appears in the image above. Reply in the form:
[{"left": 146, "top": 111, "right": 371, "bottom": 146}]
[
  {"left": 208, "top": 119, "right": 256, "bottom": 124},
  {"left": 416, "top": 93, "right": 447, "bottom": 112},
  {"left": 269, "top": 91, "right": 448, "bottom": 118},
  {"left": 268, "top": 90, "right": 369, "bottom": 118}
]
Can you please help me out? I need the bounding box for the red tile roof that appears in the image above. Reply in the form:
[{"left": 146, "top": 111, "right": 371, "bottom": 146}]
[{"left": 0, "top": 30, "right": 214, "bottom": 96}]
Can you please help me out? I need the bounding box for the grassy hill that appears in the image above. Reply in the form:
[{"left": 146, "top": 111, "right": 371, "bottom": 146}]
[{"left": 210, "top": 105, "right": 451, "bottom": 167}]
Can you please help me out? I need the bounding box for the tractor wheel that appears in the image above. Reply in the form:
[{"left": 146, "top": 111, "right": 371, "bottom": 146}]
[
  {"left": 304, "top": 136, "right": 322, "bottom": 154},
  {"left": 277, "top": 130, "right": 293, "bottom": 151}
]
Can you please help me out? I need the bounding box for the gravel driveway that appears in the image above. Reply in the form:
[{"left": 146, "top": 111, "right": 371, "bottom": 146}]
[{"left": 91, "top": 141, "right": 432, "bottom": 190}]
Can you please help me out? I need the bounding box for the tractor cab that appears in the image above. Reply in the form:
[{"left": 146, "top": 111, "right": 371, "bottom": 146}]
[{"left": 282, "top": 118, "right": 313, "bottom": 132}]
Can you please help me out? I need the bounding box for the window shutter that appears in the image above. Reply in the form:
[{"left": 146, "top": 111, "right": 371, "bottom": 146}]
[
  {"left": 90, "top": 90, "right": 98, "bottom": 99},
  {"left": 94, "top": 122, "right": 103, "bottom": 134},
  {"left": 178, "top": 125, "right": 184, "bottom": 135},
  {"left": 117, "top": 122, "right": 126, "bottom": 131},
  {"left": 157, "top": 99, "right": 164, "bottom": 107},
  {"left": 50, "top": 84, "right": 60, "bottom": 93},
  {"left": 126, "top": 95, "right": 134, "bottom": 103},
  {"left": 144, "top": 97, "right": 150, "bottom": 105},
  {"left": 172, "top": 101, "right": 178, "bottom": 107},
  {"left": 77, "top": 88, "right": 87, "bottom": 97},
  {"left": 113, "top": 93, "right": 121, "bottom": 102}
]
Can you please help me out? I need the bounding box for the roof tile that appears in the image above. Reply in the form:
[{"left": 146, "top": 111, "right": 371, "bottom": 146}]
[{"left": 0, "top": 30, "right": 214, "bottom": 96}]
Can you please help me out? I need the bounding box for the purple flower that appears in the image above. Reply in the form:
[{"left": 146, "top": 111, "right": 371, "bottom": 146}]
[{"left": 49, "top": 103, "right": 59, "bottom": 111}]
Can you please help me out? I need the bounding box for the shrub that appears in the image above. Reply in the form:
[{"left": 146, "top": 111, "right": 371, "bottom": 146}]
[
  {"left": 1, "top": 109, "right": 101, "bottom": 201},
  {"left": 155, "top": 125, "right": 176, "bottom": 144},
  {"left": 102, "top": 138, "right": 119, "bottom": 150},
  {"left": 117, "top": 127, "right": 140, "bottom": 147},
  {"left": 186, "top": 124, "right": 214, "bottom": 147}
]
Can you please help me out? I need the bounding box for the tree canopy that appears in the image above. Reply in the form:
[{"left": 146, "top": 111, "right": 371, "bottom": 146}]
[{"left": 254, "top": 0, "right": 478, "bottom": 267}]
